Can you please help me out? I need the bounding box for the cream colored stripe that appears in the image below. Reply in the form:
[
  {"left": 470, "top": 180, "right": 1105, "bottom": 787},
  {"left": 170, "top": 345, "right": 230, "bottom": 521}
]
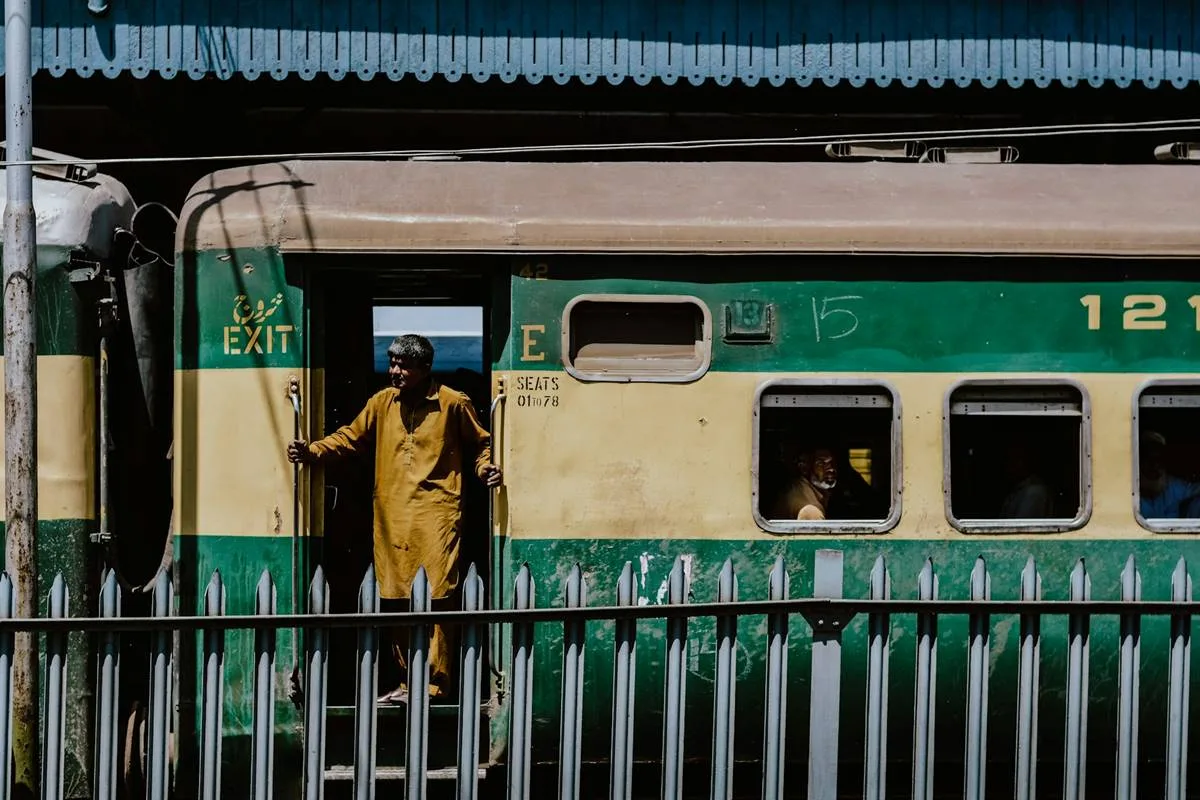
[
  {"left": 174, "top": 367, "right": 323, "bottom": 538},
  {"left": 496, "top": 370, "right": 1197, "bottom": 541},
  {"left": 0, "top": 356, "right": 95, "bottom": 522}
]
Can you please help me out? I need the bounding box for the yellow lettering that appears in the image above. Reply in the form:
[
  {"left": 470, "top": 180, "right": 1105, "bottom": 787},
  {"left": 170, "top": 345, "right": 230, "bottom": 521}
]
[
  {"left": 1123, "top": 294, "right": 1167, "bottom": 330},
  {"left": 243, "top": 325, "right": 264, "bottom": 354},
  {"left": 521, "top": 324, "right": 546, "bottom": 362},
  {"left": 276, "top": 325, "right": 293, "bottom": 354},
  {"left": 225, "top": 326, "right": 242, "bottom": 355},
  {"left": 266, "top": 326, "right": 274, "bottom": 354}
]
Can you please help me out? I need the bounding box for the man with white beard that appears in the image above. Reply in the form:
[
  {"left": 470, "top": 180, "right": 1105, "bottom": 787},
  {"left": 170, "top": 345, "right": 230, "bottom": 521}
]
[{"left": 773, "top": 446, "right": 839, "bottom": 521}]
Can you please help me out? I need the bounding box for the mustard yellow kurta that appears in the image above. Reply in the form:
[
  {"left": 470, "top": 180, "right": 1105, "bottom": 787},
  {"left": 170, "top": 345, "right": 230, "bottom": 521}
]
[{"left": 307, "top": 381, "right": 492, "bottom": 600}]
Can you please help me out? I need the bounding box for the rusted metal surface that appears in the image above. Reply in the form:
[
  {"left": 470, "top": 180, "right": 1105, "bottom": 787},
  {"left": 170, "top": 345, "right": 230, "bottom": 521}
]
[
  {"left": 178, "top": 160, "right": 1200, "bottom": 258},
  {"left": 3, "top": 0, "right": 39, "bottom": 795}
]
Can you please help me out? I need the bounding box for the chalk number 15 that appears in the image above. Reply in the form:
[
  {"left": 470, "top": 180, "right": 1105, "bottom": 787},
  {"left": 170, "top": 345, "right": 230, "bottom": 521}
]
[{"left": 1080, "top": 294, "right": 1200, "bottom": 331}]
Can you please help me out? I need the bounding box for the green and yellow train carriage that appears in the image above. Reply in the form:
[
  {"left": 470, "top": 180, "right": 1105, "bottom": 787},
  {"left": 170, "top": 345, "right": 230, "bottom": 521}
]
[
  {"left": 0, "top": 153, "right": 178, "bottom": 799},
  {"left": 173, "top": 158, "right": 1200, "bottom": 797}
]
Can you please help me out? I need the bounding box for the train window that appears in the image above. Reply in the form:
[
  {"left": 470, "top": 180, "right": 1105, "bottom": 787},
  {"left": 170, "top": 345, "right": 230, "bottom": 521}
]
[
  {"left": 752, "top": 380, "right": 902, "bottom": 534},
  {"left": 1134, "top": 382, "right": 1200, "bottom": 532},
  {"left": 944, "top": 381, "right": 1091, "bottom": 533},
  {"left": 562, "top": 294, "right": 712, "bottom": 382}
]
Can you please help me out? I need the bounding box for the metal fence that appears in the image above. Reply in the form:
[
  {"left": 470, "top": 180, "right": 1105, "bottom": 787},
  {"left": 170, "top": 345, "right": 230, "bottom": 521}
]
[{"left": 0, "top": 550, "right": 1194, "bottom": 800}]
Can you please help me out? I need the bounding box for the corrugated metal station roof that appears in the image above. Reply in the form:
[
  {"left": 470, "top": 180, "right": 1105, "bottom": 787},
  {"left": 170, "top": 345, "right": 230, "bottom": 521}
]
[{"left": 11, "top": 0, "right": 1200, "bottom": 88}]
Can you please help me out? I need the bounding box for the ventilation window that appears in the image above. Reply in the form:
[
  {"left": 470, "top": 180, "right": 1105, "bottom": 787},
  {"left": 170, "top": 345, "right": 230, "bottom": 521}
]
[
  {"left": 562, "top": 295, "right": 712, "bottom": 383},
  {"left": 945, "top": 381, "right": 1091, "bottom": 532},
  {"left": 752, "top": 380, "right": 902, "bottom": 534},
  {"left": 1134, "top": 382, "right": 1200, "bottom": 531}
]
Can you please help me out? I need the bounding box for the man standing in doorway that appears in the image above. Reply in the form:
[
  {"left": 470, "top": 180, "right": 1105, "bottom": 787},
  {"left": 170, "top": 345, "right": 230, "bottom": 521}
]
[{"left": 287, "top": 333, "right": 502, "bottom": 703}]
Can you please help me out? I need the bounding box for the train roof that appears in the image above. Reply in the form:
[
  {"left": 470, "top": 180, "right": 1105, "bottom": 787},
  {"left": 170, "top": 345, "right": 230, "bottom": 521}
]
[
  {"left": 177, "top": 160, "right": 1200, "bottom": 258},
  {"left": 0, "top": 170, "right": 135, "bottom": 257}
]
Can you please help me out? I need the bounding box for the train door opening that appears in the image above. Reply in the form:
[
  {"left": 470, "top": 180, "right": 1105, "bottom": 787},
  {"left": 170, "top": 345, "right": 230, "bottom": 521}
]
[{"left": 310, "top": 264, "right": 497, "bottom": 774}]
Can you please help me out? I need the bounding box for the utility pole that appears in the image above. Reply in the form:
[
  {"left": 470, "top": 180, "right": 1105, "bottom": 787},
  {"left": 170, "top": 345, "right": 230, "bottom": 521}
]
[{"left": 4, "top": 0, "right": 40, "bottom": 796}]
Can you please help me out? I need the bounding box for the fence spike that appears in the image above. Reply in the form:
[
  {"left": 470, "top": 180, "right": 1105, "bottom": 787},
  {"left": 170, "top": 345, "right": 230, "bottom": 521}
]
[
  {"left": 407, "top": 567, "right": 432, "bottom": 800},
  {"left": 559, "top": 564, "right": 587, "bottom": 800},
  {"left": 610, "top": 562, "right": 637, "bottom": 800},
  {"left": 912, "top": 558, "right": 938, "bottom": 800},
  {"left": 661, "top": 556, "right": 690, "bottom": 800},
  {"left": 808, "top": 550, "right": 844, "bottom": 800},
  {"left": 252, "top": 570, "right": 277, "bottom": 800},
  {"left": 1062, "top": 559, "right": 1091, "bottom": 800},
  {"left": 1014, "top": 557, "right": 1041, "bottom": 800},
  {"left": 1116, "top": 555, "right": 1141, "bottom": 800},
  {"left": 200, "top": 571, "right": 226, "bottom": 800},
  {"left": 94, "top": 569, "right": 121, "bottom": 800},
  {"left": 457, "top": 563, "right": 485, "bottom": 800},
  {"left": 762, "top": 557, "right": 789, "bottom": 800},
  {"left": 507, "top": 564, "right": 535, "bottom": 800},
  {"left": 1167, "top": 558, "right": 1192, "bottom": 800},
  {"left": 711, "top": 558, "right": 738, "bottom": 800},
  {"left": 964, "top": 557, "right": 991, "bottom": 800},
  {"left": 147, "top": 570, "right": 173, "bottom": 800},
  {"left": 354, "top": 566, "right": 380, "bottom": 800},
  {"left": 42, "top": 574, "right": 69, "bottom": 800},
  {"left": 863, "top": 555, "right": 890, "bottom": 800},
  {"left": 305, "top": 566, "right": 331, "bottom": 800}
]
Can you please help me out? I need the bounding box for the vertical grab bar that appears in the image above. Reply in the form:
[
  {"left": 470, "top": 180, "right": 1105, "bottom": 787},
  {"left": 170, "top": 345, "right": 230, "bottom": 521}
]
[
  {"left": 488, "top": 380, "right": 507, "bottom": 684},
  {"left": 287, "top": 376, "right": 304, "bottom": 707}
]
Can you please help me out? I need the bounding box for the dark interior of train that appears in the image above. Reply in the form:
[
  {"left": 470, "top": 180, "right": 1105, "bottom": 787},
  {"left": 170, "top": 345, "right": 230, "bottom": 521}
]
[
  {"left": 948, "top": 414, "right": 1083, "bottom": 521},
  {"left": 1137, "top": 399, "right": 1200, "bottom": 520},
  {"left": 756, "top": 403, "right": 895, "bottom": 524},
  {"left": 312, "top": 264, "right": 494, "bottom": 710}
]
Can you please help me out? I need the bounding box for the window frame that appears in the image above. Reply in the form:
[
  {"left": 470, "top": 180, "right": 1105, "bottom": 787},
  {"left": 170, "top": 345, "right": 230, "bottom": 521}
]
[
  {"left": 751, "top": 377, "right": 903, "bottom": 535},
  {"left": 1132, "top": 378, "right": 1200, "bottom": 533},
  {"left": 560, "top": 293, "right": 713, "bottom": 384},
  {"left": 942, "top": 377, "right": 1093, "bottom": 534}
]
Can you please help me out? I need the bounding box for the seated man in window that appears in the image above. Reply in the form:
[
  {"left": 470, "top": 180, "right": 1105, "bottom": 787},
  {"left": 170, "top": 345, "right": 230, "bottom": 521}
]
[
  {"left": 998, "top": 439, "right": 1054, "bottom": 519},
  {"left": 1140, "top": 430, "right": 1200, "bottom": 519},
  {"left": 771, "top": 445, "right": 839, "bottom": 521}
]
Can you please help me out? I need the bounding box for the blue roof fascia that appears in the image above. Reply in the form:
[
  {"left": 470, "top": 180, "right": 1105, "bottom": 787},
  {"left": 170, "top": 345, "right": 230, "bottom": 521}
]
[{"left": 8, "top": 0, "right": 1199, "bottom": 88}]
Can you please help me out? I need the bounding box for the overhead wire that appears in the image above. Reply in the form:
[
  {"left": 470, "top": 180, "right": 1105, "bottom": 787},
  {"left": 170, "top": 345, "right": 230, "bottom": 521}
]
[{"left": 0, "top": 115, "right": 1197, "bottom": 168}]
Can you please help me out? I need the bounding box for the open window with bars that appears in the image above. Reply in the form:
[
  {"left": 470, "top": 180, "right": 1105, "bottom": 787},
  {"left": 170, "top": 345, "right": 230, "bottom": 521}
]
[
  {"left": 944, "top": 380, "right": 1091, "bottom": 533},
  {"left": 1135, "top": 382, "right": 1200, "bottom": 531},
  {"left": 753, "top": 380, "right": 901, "bottom": 534}
]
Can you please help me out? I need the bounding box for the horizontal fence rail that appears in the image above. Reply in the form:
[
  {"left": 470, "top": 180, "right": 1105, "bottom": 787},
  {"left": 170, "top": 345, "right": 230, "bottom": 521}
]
[{"left": 0, "top": 551, "right": 1192, "bottom": 800}]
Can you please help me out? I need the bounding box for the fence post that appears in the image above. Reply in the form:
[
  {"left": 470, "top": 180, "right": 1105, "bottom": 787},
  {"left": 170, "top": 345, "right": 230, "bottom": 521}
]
[
  {"left": 147, "top": 570, "right": 174, "bottom": 800},
  {"left": 305, "top": 567, "right": 331, "bottom": 800},
  {"left": 963, "top": 558, "right": 991, "bottom": 800},
  {"left": 1166, "top": 558, "right": 1192, "bottom": 800},
  {"left": 507, "top": 564, "right": 534, "bottom": 800},
  {"left": 42, "top": 575, "right": 68, "bottom": 800},
  {"left": 407, "top": 567, "right": 432, "bottom": 800},
  {"left": 199, "top": 571, "right": 226, "bottom": 800},
  {"left": 1116, "top": 556, "right": 1141, "bottom": 800},
  {"left": 863, "top": 556, "right": 890, "bottom": 800},
  {"left": 354, "top": 567, "right": 380, "bottom": 800},
  {"left": 610, "top": 562, "right": 637, "bottom": 800},
  {"left": 807, "top": 550, "right": 844, "bottom": 800},
  {"left": 1014, "top": 558, "right": 1041, "bottom": 800},
  {"left": 1062, "top": 559, "right": 1090, "bottom": 800},
  {"left": 94, "top": 569, "right": 121, "bottom": 800},
  {"left": 457, "top": 563, "right": 485, "bottom": 800},
  {"left": 252, "top": 570, "right": 277, "bottom": 800},
  {"left": 661, "top": 556, "right": 690, "bottom": 800},
  {"left": 912, "top": 559, "right": 938, "bottom": 800},
  {"left": 711, "top": 559, "right": 738, "bottom": 800},
  {"left": 559, "top": 565, "right": 587, "bottom": 800},
  {"left": 762, "top": 557, "right": 789, "bottom": 800}
]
